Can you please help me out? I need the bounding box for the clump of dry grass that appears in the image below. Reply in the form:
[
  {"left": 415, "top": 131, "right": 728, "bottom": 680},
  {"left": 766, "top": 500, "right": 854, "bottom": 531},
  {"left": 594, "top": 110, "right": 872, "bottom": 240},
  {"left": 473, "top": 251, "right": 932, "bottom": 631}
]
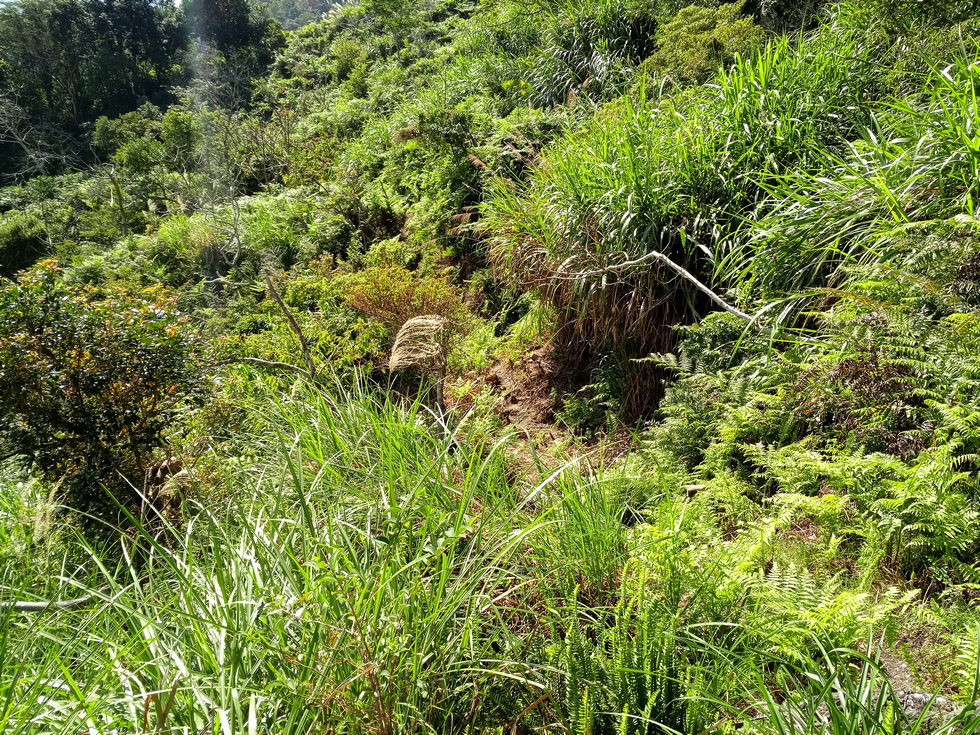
[
  {"left": 389, "top": 315, "right": 448, "bottom": 374},
  {"left": 390, "top": 314, "right": 449, "bottom": 414}
]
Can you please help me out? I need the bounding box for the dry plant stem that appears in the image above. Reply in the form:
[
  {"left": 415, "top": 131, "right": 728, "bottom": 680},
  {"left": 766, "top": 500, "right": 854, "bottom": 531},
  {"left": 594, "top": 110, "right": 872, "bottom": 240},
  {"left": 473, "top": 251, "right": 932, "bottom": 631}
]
[
  {"left": 0, "top": 593, "right": 96, "bottom": 613},
  {"left": 214, "top": 279, "right": 321, "bottom": 381},
  {"left": 265, "top": 275, "right": 318, "bottom": 378},
  {"left": 214, "top": 356, "right": 314, "bottom": 381}
]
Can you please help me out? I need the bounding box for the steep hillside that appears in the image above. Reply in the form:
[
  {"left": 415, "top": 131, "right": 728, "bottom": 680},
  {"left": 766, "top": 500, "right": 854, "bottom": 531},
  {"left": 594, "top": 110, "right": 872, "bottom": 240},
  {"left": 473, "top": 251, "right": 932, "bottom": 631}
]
[{"left": 3, "top": 0, "right": 980, "bottom": 732}]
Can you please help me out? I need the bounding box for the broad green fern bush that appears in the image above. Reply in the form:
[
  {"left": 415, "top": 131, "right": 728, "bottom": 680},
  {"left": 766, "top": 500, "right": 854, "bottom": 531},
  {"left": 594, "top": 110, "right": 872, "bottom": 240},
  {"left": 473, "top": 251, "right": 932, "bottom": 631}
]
[
  {"left": 717, "top": 439, "right": 980, "bottom": 586},
  {"left": 866, "top": 446, "right": 980, "bottom": 587},
  {"left": 626, "top": 493, "right": 912, "bottom": 661},
  {"left": 631, "top": 234, "right": 980, "bottom": 588},
  {"left": 629, "top": 497, "right": 756, "bottom": 633},
  {"left": 642, "top": 366, "right": 793, "bottom": 475},
  {"left": 742, "top": 442, "right": 903, "bottom": 498},
  {"left": 749, "top": 564, "right": 916, "bottom": 661},
  {"left": 955, "top": 625, "right": 980, "bottom": 704}
]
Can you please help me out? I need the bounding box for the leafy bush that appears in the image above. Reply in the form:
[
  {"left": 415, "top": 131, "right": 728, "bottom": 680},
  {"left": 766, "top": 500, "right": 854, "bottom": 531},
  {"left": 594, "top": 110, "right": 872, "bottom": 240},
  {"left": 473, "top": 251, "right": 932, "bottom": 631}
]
[
  {"left": 756, "top": 0, "right": 829, "bottom": 30},
  {"left": 342, "top": 264, "right": 471, "bottom": 335},
  {"left": 0, "top": 262, "right": 203, "bottom": 521},
  {"left": 642, "top": 3, "right": 765, "bottom": 87},
  {"left": 0, "top": 210, "right": 49, "bottom": 277}
]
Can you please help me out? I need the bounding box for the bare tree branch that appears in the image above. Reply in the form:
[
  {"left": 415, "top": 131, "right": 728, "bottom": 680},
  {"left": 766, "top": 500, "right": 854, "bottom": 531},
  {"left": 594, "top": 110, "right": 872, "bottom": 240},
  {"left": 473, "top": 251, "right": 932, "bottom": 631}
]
[
  {"left": 265, "top": 276, "right": 317, "bottom": 379},
  {"left": 213, "top": 357, "right": 314, "bottom": 380},
  {"left": 0, "top": 92, "right": 80, "bottom": 181},
  {"left": 0, "top": 593, "right": 97, "bottom": 613}
]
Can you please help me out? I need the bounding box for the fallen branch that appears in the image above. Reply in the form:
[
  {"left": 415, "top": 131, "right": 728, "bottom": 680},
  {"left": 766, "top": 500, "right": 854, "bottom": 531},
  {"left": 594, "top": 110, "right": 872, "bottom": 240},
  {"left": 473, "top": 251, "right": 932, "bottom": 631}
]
[
  {"left": 554, "top": 247, "right": 775, "bottom": 333},
  {"left": 1, "top": 593, "right": 97, "bottom": 613},
  {"left": 214, "top": 356, "right": 314, "bottom": 381}
]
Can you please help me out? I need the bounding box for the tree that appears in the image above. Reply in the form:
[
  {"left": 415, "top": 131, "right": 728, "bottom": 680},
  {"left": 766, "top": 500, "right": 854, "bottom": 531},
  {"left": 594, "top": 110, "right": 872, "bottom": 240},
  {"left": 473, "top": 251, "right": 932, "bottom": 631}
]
[
  {"left": 256, "top": 0, "right": 338, "bottom": 31},
  {"left": 178, "top": 0, "right": 285, "bottom": 109},
  {"left": 183, "top": 0, "right": 267, "bottom": 54},
  {"left": 0, "top": 261, "right": 203, "bottom": 522},
  {"left": 0, "top": 0, "right": 187, "bottom": 178}
]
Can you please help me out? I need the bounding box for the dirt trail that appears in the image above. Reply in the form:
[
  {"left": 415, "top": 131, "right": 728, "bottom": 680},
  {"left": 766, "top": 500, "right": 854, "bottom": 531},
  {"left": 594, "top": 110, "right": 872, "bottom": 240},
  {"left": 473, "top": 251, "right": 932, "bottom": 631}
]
[{"left": 451, "top": 344, "right": 633, "bottom": 476}]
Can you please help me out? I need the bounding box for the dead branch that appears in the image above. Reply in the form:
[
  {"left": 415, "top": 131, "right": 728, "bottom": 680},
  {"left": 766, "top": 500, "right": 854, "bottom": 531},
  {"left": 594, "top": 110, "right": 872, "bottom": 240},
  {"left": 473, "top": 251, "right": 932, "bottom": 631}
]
[
  {"left": 554, "top": 247, "right": 769, "bottom": 330},
  {"left": 265, "top": 276, "right": 318, "bottom": 378},
  {"left": 1, "top": 593, "right": 97, "bottom": 613}
]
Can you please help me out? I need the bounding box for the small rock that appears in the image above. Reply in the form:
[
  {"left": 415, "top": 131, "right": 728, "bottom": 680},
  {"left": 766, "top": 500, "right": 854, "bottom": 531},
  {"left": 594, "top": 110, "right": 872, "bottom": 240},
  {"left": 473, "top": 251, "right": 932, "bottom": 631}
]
[
  {"left": 684, "top": 484, "right": 706, "bottom": 498},
  {"left": 897, "top": 691, "right": 963, "bottom": 733}
]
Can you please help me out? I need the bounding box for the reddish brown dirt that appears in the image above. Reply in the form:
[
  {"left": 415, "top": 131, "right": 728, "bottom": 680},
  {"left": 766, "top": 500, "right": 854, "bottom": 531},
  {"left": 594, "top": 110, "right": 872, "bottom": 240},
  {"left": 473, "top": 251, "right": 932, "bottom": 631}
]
[
  {"left": 486, "top": 346, "right": 563, "bottom": 442},
  {"left": 448, "top": 344, "right": 635, "bottom": 478}
]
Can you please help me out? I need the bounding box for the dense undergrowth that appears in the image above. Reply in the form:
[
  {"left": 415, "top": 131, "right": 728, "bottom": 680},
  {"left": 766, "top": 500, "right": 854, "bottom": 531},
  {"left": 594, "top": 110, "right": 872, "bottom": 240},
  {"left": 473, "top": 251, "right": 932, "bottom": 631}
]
[{"left": 5, "top": 0, "right": 980, "bottom": 731}]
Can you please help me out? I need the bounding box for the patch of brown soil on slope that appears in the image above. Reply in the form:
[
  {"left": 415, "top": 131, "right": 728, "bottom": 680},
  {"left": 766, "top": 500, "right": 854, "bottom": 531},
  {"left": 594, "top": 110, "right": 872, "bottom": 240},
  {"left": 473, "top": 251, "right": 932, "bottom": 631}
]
[
  {"left": 487, "top": 345, "right": 563, "bottom": 441},
  {"left": 468, "top": 344, "right": 633, "bottom": 473}
]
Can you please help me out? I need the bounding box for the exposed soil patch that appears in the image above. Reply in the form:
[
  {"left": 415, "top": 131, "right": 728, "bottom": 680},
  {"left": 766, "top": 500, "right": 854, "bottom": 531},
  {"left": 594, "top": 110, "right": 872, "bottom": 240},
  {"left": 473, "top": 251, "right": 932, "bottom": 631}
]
[
  {"left": 487, "top": 345, "right": 564, "bottom": 442},
  {"left": 880, "top": 648, "right": 921, "bottom": 694},
  {"left": 451, "top": 343, "right": 636, "bottom": 478}
]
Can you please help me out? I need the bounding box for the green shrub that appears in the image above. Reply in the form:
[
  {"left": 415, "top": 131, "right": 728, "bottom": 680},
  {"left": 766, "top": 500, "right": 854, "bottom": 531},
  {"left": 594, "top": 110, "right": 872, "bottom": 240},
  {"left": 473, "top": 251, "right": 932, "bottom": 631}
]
[
  {"left": 342, "top": 264, "right": 471, "bottom": 335},
  {"left": 0, "top": 210, "right": 49, "bottom": 277},
  {"left": 0, "top": 262, "right": 203, "bottom": 521},
  {"left": 874, "top": 0, "right": 980, "bottom": 29},
  {"left": 643, "top": 3, "right": 765, "bottom": 87},
  {"left": 756, "top": 0, "right": 829, "bottom": 30},
  {"left": 227, "top": 272, "right": 388, "bottom": 373}
]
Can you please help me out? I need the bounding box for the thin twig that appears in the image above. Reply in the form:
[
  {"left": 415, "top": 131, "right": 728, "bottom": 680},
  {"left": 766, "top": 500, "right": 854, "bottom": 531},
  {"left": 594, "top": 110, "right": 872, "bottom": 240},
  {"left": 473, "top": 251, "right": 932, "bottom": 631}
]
[
  {"left": 202, "top": 277, "right": 251, "bottom": 289},
  {"left": 214, "top": 357, "right": 314, "bottom": 380},
  {"left": 265, "top": 276, "right": 318, "bottom": 378},
  {"left": 507, "top": 693, "right": 553, "bottom": 735}
]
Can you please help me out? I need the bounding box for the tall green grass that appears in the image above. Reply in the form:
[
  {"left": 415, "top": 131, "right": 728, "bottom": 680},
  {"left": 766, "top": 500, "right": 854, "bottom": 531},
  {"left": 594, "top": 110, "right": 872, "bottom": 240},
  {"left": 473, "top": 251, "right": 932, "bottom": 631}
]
[
  {"left": 727, "top": 49, "right": 980, "bottom": 296},
  {"left": 483, "top": 7, "right": 884, "bottom": 356},
  {"left": 3, "top": 376, "right": 976, "bottom": 733},
  {"left": 0, "top": 380, "right": 553, "bottom": 734}
]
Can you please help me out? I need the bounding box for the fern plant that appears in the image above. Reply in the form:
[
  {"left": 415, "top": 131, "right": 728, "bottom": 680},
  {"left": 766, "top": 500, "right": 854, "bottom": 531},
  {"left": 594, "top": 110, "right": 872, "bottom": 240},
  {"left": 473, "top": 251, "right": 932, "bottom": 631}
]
[
  {"left": 955, "top": 624, "right": 980, "bottom": 704},
  {"left": 867, "top": 445, "right": 980, "bottom": 588},
  {"left": 543, "top": 571, "right": 725, "bottom": 735},
  {"left": 748, "top": 564, "right": 917, "bottom": 662}
]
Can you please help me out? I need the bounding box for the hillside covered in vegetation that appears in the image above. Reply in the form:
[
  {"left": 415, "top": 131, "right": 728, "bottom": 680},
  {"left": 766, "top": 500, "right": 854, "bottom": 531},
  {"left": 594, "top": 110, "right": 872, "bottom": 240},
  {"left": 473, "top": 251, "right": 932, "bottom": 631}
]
[{"left": 4, "top": 0, "right": 980, "bottom": 732}]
